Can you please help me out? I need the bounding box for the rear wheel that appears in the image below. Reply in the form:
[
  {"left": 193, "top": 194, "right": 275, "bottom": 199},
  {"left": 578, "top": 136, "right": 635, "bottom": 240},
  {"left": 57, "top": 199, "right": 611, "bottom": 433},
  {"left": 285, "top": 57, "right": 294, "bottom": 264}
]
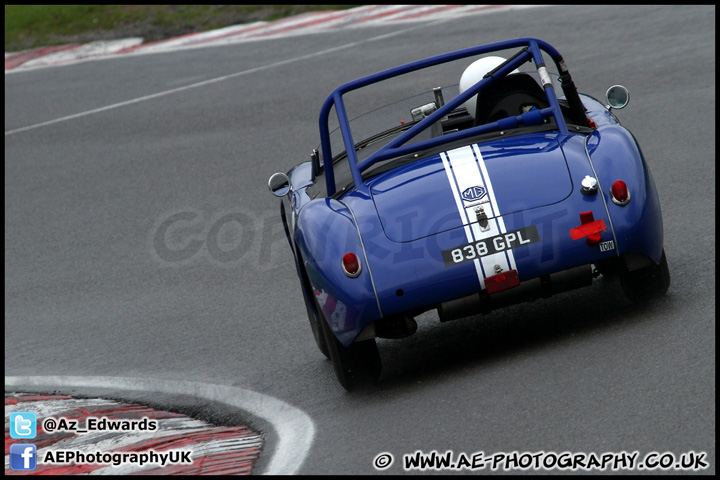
[
  {"left": 304, "top": 293, "right": 329, "bottom": 359},
  {"left": 297, "top": 253, "right": 329, "bottom": 358},
  {"left": 620, "top": 249, "right": 670, "bottom": 302},
  {"left": 317, "top": 303, "right": 382, "bottom": 391}
]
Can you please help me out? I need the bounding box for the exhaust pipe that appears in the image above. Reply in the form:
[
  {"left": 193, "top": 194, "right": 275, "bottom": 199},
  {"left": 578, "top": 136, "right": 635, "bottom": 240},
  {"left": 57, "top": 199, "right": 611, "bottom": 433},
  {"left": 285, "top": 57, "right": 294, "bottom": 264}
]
[
  {"left": 374, "top": 314, "right": 418, "bottom": 339},
  {"left": 438, "top": 264, "right": 593, "bottom": 322}
]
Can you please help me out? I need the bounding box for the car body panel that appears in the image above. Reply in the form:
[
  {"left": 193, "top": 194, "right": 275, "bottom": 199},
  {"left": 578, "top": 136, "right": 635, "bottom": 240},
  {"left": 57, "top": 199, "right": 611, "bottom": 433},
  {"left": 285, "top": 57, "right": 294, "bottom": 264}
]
[
  {"left": 586, "top": 126, "right": 664, "bottom": 265},
  {"left": 294, "top": 196, "right": 382, "bottom": 346},
  {"left": 370, "top": 134, "right": 574, "bottom": 243}
]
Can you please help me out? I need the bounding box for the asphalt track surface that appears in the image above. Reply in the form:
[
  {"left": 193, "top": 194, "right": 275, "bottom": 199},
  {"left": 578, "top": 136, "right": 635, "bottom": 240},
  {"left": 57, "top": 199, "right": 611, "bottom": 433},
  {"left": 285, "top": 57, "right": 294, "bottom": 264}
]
[{"left": 5, "top": 5, "right": 715, "bottom": 475}]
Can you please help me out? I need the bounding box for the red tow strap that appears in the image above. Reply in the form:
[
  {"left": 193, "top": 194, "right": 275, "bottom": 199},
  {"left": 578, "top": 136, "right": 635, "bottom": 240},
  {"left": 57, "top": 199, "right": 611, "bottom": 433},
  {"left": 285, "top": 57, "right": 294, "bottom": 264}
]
[{"left": 569, "top": 211, "right": 606, "bottom": 246}]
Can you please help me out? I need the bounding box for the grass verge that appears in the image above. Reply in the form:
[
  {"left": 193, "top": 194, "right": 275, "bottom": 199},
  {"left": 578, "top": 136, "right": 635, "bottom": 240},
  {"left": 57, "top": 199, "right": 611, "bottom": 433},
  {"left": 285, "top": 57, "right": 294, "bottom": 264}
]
[{"left": 5, "top": 5, "right": 357, "bottom": 52}]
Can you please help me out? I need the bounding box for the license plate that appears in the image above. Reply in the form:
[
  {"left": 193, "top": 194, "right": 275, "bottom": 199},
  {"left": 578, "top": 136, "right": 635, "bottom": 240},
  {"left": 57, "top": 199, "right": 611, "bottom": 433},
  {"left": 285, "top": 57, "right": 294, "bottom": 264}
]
[{"left": 442, "top": 225, "right": 540, "bottom": 267}]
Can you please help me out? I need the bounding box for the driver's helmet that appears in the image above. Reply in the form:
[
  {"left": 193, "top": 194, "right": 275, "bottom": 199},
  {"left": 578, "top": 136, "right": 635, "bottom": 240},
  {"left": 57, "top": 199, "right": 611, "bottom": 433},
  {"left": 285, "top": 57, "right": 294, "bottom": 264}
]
[{"left": 459, "top": 56, "right": 519, "bottom": 119}]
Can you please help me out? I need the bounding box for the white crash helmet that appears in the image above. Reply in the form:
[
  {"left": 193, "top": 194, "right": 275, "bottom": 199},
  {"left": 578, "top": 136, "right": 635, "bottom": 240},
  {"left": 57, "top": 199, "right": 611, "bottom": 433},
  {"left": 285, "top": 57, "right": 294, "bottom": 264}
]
[{"left": 459, "top": 56, "right": 520, "bottom": 119}]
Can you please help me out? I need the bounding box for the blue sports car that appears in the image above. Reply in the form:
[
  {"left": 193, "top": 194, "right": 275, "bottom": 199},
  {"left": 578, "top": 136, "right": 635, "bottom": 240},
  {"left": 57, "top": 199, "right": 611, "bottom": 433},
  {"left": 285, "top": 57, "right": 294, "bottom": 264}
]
[{"left": 269, "top": 37, "right": 670, "bottom": 390}]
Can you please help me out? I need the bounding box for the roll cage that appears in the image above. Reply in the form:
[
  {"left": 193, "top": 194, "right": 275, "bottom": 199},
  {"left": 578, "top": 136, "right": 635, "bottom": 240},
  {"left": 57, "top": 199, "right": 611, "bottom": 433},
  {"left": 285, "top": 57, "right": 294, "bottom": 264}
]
[{"left": 317, "top": 37, "right": 589, "bottom": 197}]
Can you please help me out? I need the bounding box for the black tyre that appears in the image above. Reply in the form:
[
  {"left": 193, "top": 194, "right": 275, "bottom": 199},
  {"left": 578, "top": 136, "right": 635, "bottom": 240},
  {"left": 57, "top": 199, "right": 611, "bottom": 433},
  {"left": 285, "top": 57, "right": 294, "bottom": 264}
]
[
  {"left": 304, "top": 292, "right": 330, "bottom": 359},
  {"left": 317, "top": 305, "right": 382, "bottom": 391},
  {"left": 296, "top": 253, "right": 330, "bottom": 358},
  {"left": 620, "top": 249, "right": 670, "bottom": 302}
]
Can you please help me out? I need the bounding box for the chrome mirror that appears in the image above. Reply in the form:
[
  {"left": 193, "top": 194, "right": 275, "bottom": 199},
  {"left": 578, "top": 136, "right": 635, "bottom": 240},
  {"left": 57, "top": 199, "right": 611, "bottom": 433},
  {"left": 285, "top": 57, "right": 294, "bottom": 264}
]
[
  {"left": 268, "top": 172, "right": 291, "bottom": 197},
  {"left": 605, "top": 85, "right": 629, "bottom": 110}
]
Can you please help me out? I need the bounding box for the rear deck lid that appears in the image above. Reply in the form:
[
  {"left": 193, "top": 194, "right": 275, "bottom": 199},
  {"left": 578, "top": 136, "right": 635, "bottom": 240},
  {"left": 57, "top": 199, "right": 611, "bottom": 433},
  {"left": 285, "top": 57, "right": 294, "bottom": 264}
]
[{"left": 370, "top": 134, "right": 573, "bottom": 242}]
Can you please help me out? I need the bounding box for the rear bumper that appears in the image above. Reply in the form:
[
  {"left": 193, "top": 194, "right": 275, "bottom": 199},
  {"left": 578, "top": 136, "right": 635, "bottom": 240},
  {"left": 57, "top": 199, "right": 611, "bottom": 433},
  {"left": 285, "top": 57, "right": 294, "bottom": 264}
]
[
  {"left": 437, "top": 263, "right": 593, "bottom": 322},
  {"left": 364, "top": 200, "right": 620, "bottom": 321}
]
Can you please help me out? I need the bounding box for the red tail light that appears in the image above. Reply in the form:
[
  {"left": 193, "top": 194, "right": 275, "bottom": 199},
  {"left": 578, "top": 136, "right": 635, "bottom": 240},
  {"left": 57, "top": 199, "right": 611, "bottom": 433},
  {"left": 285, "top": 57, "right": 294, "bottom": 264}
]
[
  {"left": 611, "top": 180, "right": 631, "bottom": 205},
  {"left": 485, "top": 269, "right": 520, "bottom": 295},
  {"left": 341, "top": 252, "right": 362, "bottom": 277}
]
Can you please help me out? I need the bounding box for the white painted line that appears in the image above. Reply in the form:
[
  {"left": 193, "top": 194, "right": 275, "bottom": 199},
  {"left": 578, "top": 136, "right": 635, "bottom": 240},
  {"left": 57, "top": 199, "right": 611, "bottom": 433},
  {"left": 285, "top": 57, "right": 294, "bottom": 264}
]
[
  {"left": 4, "top": 18, "right": 440, "bottom": 136},
  {"left": 5, "top": 376, "right": 315, "bottom": 476},
  {"left": 5, "top": 8, "right": 549, "bottom": 136}
]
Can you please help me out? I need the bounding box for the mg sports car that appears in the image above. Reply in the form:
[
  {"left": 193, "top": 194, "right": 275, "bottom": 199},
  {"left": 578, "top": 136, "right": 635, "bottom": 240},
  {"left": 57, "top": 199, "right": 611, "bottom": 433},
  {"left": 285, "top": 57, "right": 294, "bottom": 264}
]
[{"left": 268, "top": 37, "right": 670, "bottom": 390}]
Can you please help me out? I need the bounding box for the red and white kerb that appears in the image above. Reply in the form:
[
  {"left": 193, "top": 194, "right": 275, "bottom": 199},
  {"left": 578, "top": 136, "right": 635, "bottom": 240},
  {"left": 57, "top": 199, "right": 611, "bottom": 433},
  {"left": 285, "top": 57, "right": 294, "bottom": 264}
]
[{"left": 5, "top": 393, "right": 262, "bottom": 475}]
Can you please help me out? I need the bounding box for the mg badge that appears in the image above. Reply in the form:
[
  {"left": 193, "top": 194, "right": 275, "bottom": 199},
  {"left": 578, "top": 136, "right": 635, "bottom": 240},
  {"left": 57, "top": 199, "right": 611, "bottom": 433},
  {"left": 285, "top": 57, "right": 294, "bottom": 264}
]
[{"left": 461, "top": 185, "right": 487, "bottom": 202}]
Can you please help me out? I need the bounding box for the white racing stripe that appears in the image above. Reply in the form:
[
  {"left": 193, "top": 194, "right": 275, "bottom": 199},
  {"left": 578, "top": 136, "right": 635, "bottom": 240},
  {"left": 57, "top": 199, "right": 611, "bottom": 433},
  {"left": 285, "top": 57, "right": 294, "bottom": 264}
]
[
  {"left": 472, "top": 144, "right": 517, "bottom": 272},
  {"left": 441, "top": 149, "right": 485, "bottom": 289},
  {"left": 441, "top": 145, "right": 516, "bottom": 288}
]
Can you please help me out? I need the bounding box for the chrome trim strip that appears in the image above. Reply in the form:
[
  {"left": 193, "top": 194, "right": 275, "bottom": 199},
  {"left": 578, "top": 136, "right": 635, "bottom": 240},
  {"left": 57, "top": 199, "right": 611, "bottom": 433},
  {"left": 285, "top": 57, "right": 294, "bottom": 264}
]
[
  {"left": 338, "top": 199, "right": 383, "bottom": 317},
  {"left": 584, "top": 136, "right": 620, "bottom": 256}
]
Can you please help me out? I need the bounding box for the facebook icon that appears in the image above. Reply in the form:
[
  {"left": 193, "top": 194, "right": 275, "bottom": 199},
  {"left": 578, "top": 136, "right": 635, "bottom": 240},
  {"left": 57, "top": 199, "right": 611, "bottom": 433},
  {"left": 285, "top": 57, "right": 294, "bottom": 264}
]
[{"left": 10, "top": 443, "right": 37, "bottom": 471}]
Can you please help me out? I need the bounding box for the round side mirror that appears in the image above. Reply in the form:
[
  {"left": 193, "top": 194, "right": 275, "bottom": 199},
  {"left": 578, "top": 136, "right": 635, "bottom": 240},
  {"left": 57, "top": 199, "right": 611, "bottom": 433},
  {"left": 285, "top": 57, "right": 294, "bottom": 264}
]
[
  {"left": 268, "top": 172, "right": 291, "bottom": 197},
  {"left": 605, "top": 85, "right": 630, "bottom": 110}
]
